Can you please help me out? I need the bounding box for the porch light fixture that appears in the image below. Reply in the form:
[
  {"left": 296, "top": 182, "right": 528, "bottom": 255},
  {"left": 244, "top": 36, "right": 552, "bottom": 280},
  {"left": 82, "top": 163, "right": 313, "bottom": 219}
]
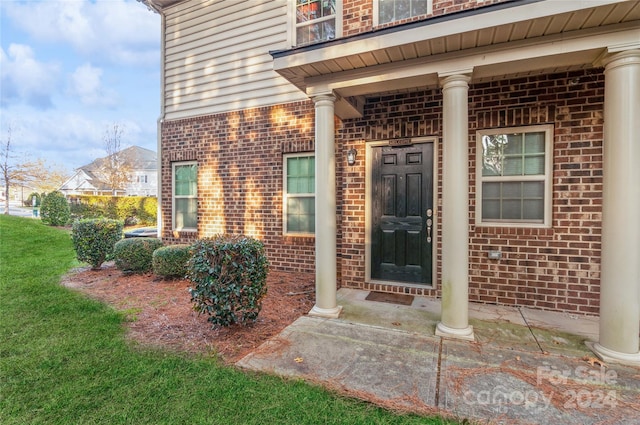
[{"left": 347, "top": 148, "right": 357, "bottom": 166}]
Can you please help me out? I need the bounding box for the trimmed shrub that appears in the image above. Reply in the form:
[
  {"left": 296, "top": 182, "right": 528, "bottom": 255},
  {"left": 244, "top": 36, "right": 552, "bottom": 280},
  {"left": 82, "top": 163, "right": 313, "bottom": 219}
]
[
  {"left": 24, "top": 192, "right": 42, "bottom": 208},
  {"left": 40, "top": 191, "right": 70, "bottom": 226},
  {"left": 114, "top": 238, "right": 164, "bottom": 274},
  {"left": 72, "top": 218, "right": 124, "bottom": 270},
  {"left": 152, "top": 244, "right": 192, "bottom": 279},
  {"left": 187, "top": 235, "right": 269, "bottom": 327}
]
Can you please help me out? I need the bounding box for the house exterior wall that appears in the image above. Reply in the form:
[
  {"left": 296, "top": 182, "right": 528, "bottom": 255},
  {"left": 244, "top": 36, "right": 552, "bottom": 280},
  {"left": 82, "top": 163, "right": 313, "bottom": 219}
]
[
  {"left": 342, "top": 0, "right": 508, "bottom": 35},
  {"left": 161, "top": 100, "right": 318, "bottom": 273},
  {"left": 161, "top": 67, "right": 604, "bottom": 315},
  {"left": 163, "top": 0, "right": 308, "bottom": 121},
  {"left": 161, "top": 0, "right": 513, "bottom": 121},
  {"left": 339, "top": 68, "right": 604, "bottom": 315},
  {"left": 126, "top": 169, "right": 158, "bottom": 197}
]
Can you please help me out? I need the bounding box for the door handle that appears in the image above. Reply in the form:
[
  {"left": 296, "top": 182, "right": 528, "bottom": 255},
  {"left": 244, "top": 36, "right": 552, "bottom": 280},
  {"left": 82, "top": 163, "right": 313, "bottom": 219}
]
[{"left": 426, "top": 209, "right": 433, "bottom": 243}]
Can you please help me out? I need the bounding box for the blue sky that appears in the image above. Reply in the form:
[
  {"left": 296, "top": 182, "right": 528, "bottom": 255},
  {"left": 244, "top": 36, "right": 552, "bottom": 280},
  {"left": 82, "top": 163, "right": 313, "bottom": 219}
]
[{"left": 1, "top": 0, "right": 160, "bottom": 172}]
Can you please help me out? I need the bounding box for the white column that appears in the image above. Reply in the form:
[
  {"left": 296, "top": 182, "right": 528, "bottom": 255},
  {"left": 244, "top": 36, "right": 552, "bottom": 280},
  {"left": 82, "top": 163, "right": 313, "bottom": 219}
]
[
  {"left": 436, "top": 73, "right": 474, "bottom": 341},
  {"left": 309, "top": 93, "right": 342, "bottom": 319},
  {"left": 591, "top": 49, "right": 640, "bottom": 365}
]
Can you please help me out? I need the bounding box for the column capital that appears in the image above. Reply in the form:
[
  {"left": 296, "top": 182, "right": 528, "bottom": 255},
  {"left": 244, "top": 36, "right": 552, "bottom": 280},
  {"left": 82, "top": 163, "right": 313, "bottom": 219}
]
[
  {"left": 600, "top": 49, "right": 640, "bottom": 71},
  {"left": 439, "top": 73, "right": 472, "bottom": 90},
  {"left": 311, "top": 92, "right": 336, "bottom": 105}
]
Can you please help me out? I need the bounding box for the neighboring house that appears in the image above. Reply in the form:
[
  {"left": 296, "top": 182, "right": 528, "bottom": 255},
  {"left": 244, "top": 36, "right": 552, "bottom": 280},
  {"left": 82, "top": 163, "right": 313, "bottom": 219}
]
[
  {"left": 142, "top": 0, "right": 640, "bottom": 364},
  {"left": 59, "top": 146, "right": 157, "bottom": 197}
]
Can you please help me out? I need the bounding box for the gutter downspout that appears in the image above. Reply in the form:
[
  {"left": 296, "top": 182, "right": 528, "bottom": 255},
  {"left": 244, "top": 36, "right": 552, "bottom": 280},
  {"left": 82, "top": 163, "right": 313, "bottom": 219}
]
[{"left": 147, "top": 0, "right": 165, "bottom": 239}]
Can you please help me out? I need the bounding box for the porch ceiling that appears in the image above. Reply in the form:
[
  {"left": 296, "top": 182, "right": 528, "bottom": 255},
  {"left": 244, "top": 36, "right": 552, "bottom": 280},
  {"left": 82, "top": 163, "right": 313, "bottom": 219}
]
[{"left": 272, "top": 0, "right": 640, "bottom": 118}]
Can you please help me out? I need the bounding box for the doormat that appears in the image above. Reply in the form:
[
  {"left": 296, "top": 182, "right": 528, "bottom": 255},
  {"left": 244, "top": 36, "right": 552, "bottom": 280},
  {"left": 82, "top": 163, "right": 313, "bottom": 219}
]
[{"left": 365, "top": 291, "right": 414, "bottom": 306}]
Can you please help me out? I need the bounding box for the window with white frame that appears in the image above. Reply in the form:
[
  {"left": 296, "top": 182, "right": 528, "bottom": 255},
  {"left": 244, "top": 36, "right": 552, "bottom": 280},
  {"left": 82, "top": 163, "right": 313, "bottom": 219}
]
[
  {"left": 294, "top": 0, "right": 340, "bottom": 46},
  {"left": 476, "top": 125, "right": 553, "bottom": 226},
  {"left": 284, "top": 154, "right": 315, "bottom": 235},
  {"left": 172, "top": 162, "right": 197, "bottom": 231},
  {"left": 375, "top": 0, "right": 432, "bottom": 26}
]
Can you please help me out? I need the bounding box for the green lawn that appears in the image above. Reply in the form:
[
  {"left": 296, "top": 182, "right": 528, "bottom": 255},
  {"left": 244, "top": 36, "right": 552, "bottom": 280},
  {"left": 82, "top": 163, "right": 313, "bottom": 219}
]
[{"left": 0, "top": 215, "right": 452, "bottom": 425}]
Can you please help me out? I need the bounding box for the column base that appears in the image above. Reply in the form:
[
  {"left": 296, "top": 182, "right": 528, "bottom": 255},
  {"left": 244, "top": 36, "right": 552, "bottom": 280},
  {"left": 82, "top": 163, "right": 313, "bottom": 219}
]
[
  {"left": 436, "top": 322, "right": 475, "bottom": 341},
  {"left": 587, "top": 342, "right": 640, "bottom": 366},
  {"left": 309, "top": 305, "right": 343, "bottom": 319}
]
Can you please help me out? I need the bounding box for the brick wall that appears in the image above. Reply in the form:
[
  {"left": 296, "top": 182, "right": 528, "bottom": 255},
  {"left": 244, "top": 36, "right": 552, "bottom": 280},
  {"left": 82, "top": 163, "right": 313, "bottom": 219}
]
[
  {"left": 161, "top": 68, "right": 604, "bottom": 315},
  {"left": 160, "top": 100, "right": 320, "bottom": 273},
  {"left": 342, "top": 0, "right": 509, "bottom": 36},
  {"left": 339, "top": 68, "right": 604, "bottom": 315}
]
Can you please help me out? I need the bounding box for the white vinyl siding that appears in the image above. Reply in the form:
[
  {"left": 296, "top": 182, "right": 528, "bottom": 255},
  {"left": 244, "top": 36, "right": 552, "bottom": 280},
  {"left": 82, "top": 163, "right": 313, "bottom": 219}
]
[
  {"left": 476, "top": 125, "right": 553, "bottom": 227},
  {"left": 163, "top": 0, "right": 308, "bottom": 120}
]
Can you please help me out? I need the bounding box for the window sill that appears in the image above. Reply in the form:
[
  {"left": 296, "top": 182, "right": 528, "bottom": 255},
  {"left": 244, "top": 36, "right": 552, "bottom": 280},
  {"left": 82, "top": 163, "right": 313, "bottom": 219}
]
[{"left": 473, "top": 225, "right": 554, "bottom": 238}]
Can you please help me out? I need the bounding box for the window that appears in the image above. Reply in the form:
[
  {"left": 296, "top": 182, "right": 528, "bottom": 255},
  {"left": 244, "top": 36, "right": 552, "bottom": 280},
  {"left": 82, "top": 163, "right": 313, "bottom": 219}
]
[
  {"left": 137, "top": 175, "right": 148, "bottom": 184},
  {"left": 294, "top": 0, "right": 339, "bottom": 46},
  {"left": 375, "top": 0, "right": 432, "bottom": 26},
  {"left": 476, "top": 125, "right": 553, "bottom": 226},
  {"left": 172, "top": 162, "right": 197, "bottom": 231},
  {"left": 284, "top": 154, "right": 315, "bottom": 235}
]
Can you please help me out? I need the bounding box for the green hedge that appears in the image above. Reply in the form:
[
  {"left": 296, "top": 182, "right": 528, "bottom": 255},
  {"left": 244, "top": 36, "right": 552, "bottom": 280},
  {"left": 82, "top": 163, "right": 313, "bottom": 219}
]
[
  {"left": 152, "top": 244, "right": 192, "bottom": 279},
  {"left": 114, "top": 238, "right": 164, "bottom": 274},
  {"left": 69, "top": 195, "right": 157, "bottom": 225},
  {"left": 187, "top": 235, "right": 269, "bottom": 327}
]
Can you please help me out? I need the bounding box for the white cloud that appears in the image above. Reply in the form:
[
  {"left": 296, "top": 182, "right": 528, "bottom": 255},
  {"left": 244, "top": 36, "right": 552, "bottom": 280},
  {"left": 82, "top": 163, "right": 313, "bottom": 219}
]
[
  {"left": 1, "top": 109, "right": 156, "bottom": 170},
  {"left": 3, "top": 0, "right": 159, "bottom": 67},
  {"left": 0, "top": 44, "right": 60, "bottom": 109},
  {"left": 69, "top": 63, "right": 118, "bottom": 107}
]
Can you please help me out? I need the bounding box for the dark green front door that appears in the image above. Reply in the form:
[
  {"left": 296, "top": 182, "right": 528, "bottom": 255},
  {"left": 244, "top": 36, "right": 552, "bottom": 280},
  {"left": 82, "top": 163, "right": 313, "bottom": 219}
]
[{"left": 371, "top": 142, "right": 433, "bottom": 285}]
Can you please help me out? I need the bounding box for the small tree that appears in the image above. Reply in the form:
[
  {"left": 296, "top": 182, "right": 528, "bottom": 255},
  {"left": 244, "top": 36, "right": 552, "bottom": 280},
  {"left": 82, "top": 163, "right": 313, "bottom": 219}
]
[
  {"left": 71, "top": 218, "right": 123, "bottom": 270},
  {"left": 98, "top": 124, "right": 131, "bottom": 195},
  {"left": 1, "top": 125, "right": 35, "bottom": 214},
  {"left": 40, "top": 191, "right": 70, "bottom": 226},
  {"left": 1, "top": 124, "right": 70, "bottom": 212}
]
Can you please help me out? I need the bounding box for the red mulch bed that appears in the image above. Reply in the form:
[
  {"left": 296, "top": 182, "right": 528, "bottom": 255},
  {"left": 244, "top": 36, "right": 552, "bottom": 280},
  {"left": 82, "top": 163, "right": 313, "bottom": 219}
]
[{"left": 61, "top": 263, "right": 315, "bottom": 364}]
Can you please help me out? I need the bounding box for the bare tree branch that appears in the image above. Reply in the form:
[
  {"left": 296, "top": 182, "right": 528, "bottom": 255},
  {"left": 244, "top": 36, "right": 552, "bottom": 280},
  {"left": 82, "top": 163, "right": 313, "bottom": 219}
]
[
  {"left": 97, "top": 123, "right": 131, "bottom": 195},
  {"left": 1, "top": 124, "right": 71, "bottom": 213}
]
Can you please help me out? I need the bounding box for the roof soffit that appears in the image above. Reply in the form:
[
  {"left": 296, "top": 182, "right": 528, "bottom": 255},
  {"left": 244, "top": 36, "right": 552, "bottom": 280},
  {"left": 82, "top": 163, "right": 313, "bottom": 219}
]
[{"left": 273, "top": 0, "right": 640, "bottom": 99}]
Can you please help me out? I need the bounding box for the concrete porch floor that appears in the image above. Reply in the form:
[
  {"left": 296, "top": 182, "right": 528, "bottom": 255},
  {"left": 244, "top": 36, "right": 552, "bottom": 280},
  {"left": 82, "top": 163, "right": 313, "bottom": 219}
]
[{"left": 238, "top": 288, "right": 640, "bottom": 425}]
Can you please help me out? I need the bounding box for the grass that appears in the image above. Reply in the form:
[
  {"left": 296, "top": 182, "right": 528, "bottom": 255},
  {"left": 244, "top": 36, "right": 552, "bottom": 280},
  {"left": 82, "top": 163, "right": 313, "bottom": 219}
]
[{"left": 0, "top": 215, "right": 452, "bottom": 425}]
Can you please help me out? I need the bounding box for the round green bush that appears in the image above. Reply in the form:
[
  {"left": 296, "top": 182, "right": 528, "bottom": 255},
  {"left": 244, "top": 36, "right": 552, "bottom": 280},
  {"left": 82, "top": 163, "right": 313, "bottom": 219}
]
[
  {"left": 187, "top": 235, "right": 269, "bottom": 327},
  {"left": 152, "top": 244, "right": 192, "bottom": 279},
  {"left": 114, "top": 237, "right": 164, "bottom": 274},
  {"left": 40, "top": 191, "right": 70, "bottom": 226},
  {"left": 72, "top": 218, "right": 124, "bottom": 270}
]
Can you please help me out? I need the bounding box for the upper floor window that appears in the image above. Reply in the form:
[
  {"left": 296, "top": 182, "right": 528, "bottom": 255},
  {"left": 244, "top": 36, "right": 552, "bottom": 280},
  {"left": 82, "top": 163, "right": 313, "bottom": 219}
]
[
  {"left": 137, "top": 175, "right": 148, "bottom": 184},
  {"left": 294, "top": 0, "right": 340, "bottom": 46},
  {"left": 476, "top": 125, "right": 553, "bottom": 227},
  {"left": 283, "top": 154, "right": 315, "bottom": 235},
  {"left": 375, "top": 0, "right": 432, "bottom": 26}
]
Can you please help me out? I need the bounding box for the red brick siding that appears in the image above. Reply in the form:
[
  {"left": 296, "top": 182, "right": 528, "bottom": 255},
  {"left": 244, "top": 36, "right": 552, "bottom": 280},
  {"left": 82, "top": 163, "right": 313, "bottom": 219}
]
[
  {"left": 161, "top": 68, "right": 604, "bottom": 315},
  {"left": 342, "top": 0, "right": 509, "bottom": 36},
  {"left": 160, "top": 101, "right": 320, "bottom": 273},
  {"left": 339, "top": 68, "right": 604, "bottom": 314}
]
